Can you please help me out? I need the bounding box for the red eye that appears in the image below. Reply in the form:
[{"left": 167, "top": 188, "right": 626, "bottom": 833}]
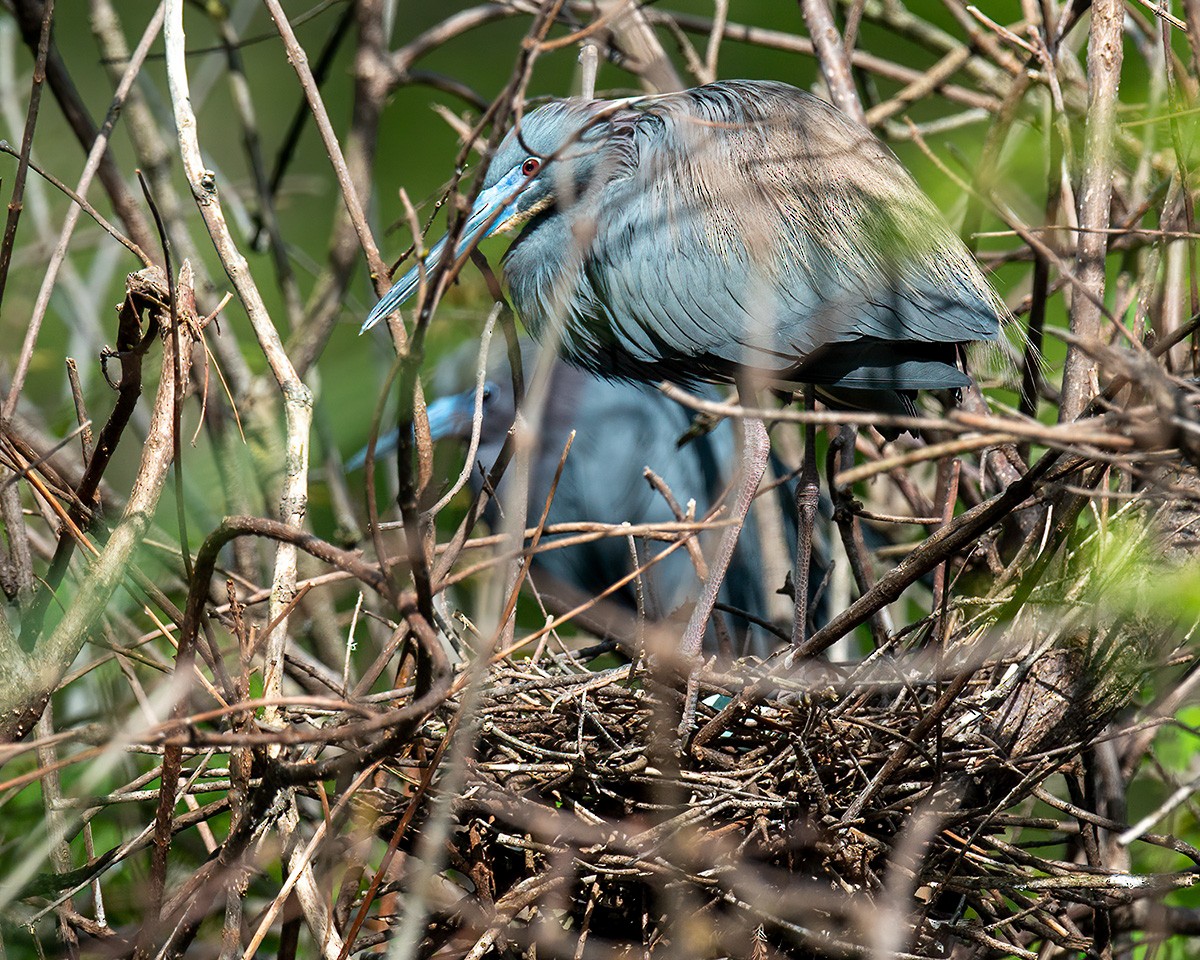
[{"left": 521, "top": 157, "right": 541, "bottom": 177}]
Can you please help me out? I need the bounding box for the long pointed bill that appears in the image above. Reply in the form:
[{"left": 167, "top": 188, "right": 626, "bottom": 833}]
[
  {"left": 360, "top": 166, "right": 528, "bottom": 333},
  {"left": 345, "top": 388, "right": 475, "bottom": 470},
  {"left": 425, "top": 390, "right": 476, "bottom": 441}
]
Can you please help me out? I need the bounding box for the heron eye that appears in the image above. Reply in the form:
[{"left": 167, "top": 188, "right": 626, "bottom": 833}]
[{"left": 521, "top": 157, "right": 541, "bottom": 177}]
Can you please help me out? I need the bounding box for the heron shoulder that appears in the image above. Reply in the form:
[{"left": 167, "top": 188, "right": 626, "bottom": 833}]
[{"left": 504, "top": 81, "right": 1004, "bottom": 390}]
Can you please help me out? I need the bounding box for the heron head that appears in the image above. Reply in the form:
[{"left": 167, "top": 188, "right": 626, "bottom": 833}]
[
  {"left": 361, "top": 100, "right": 607, "bottom": 333},
  {"left": 479, "top": 100, "right": 609, "bottom": 232}
]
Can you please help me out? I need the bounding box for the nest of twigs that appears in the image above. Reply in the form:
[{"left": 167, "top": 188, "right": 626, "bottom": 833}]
[{"left": 364, "top": 610, "right": 1167, "bottom": 960}]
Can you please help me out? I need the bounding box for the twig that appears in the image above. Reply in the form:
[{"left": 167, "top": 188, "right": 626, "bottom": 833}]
[
  {"left": 826, "top": 426, "right": 890, "bottom": 648},
  {"left": 793, "top": 451, "right": 1056, "bottom": 658},
  {"left": 2, "top": 2, "right": 164, "bottom": 421},
  {"left": 0, "top": 344, "right": 194, "bottom": 937},
  {"left": 261, "top": 0, "right": 388, "bottom": 286},
  {"left": 251, "top": 1, "right": 354, "bottom": 252},
  {"left": 0, "top": 0, "right": 56, "bottom": 313},
  {"left": 1060, "top": 0, "right": 1125, "bottom": 421},
  {"left": 212, "top": 9, "right": 303, "bottom": 328},
  {"left": 423, "top": 304, "right": 501, "bottom": 518},
  {"left": 703, "top": 0, "right": 728, "bottom": 83},
  {"left": 162, "top": 0, "right": 314, "bottom": 732},
  {"left": 18, "top": 269, "right": 167, "bottom": 654},
  {"left": 241, "top": 766, "right": 381, "bottom": 958},
  {"left": 0, "top": 141, "right": 152, "bottom": 266},
  {"left": 649, "top": 10, "right": 1000, "bottom": 114},
  {"left": 592, "top": 0, "right": 683, "bottom": 93},
  {"left": 64, "top": 359, "right": 93, "bottom": 463},
  {"left": 799, "top": 0, "right": 868, "bottom": 125},
  {"left": 579, "top": 38, "right": 600, "bottom": 97},
  {"left": 8, "top": 0, "right": 157, "bottom": 257}
]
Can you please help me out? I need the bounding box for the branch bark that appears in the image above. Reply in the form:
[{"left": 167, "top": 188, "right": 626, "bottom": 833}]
[
  {"left": 1060, "top": 0, "right": 1125, "bottom": 421},
  {"left": 799, "top": 0, "right": 868, "bottom": 125},
  {"left": 2, "top": 2, "right": 164, "bottom": 422},
  {"left": 0, "top": 288, "right": 187, "bottom": 742},
  {"left": 9, "top": 0, "right": 157, "bottom": 257},
  {"left": 161, "top": 0, "right": 313, "bottom": 730}
]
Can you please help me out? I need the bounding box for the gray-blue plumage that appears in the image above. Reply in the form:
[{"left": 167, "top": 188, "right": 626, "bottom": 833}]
[
  {"left": 363, "top": 80, "right": 1000, "bottom": 408},
  {"left": 353, "top": 349, "right": 808, "bottom": 657},
  {"left": 361, "top": 79, "right": 1003, "bottom": 657}
]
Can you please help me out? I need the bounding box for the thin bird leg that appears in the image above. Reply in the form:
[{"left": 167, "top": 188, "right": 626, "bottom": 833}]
[
  {"left": 678, "top": 415, "right": 769, "bottom": 736},
  {"left": 792, "top": 385, "right": 820, "bottom": 649},
  {"left": 680, "top": 415, "right": 770, "bottom": 659}
]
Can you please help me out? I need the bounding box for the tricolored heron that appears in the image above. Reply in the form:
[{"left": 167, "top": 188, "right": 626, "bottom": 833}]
[
  {"left": 362, "top": 79, "right": 1002, "bottom": 657},
  {"left": 350, "top": 344, "right": 823, "bottom": 657}
]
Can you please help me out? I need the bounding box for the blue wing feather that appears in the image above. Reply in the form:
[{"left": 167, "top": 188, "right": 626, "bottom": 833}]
[{"left": 505, "top": 80, "right": 1000, "bottom": 395}]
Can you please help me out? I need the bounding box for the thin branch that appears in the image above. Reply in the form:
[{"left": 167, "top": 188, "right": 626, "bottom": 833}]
[
  {"left": 2, "top": 2, "right": 164, "bottom": 421},
  {"left": 0, "top": 0, "right": 55, "bottom": 313},
  {"left": 1060, "top": 0, "right": 1125, "bottom": 421},
  {"left": 799, "top": 0, "right": 868, "bottom": 124}
]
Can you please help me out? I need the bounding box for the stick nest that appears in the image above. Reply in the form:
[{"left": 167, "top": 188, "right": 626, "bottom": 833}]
[{"left": 367, "top": 626, "right": 1171, "bottom": 959}]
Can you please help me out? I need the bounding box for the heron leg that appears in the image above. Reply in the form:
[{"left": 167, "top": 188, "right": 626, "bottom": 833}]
[
  {"left": 792, "top": 385, "right": 820, "bottom": 649},
  {"left": 678, "top": 415, "right": 769, "bottom": 734}
]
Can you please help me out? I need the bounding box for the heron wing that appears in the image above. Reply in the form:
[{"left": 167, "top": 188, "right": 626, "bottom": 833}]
[{"left": 569, "top": 80, "right": 998, "bottom": 388}]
